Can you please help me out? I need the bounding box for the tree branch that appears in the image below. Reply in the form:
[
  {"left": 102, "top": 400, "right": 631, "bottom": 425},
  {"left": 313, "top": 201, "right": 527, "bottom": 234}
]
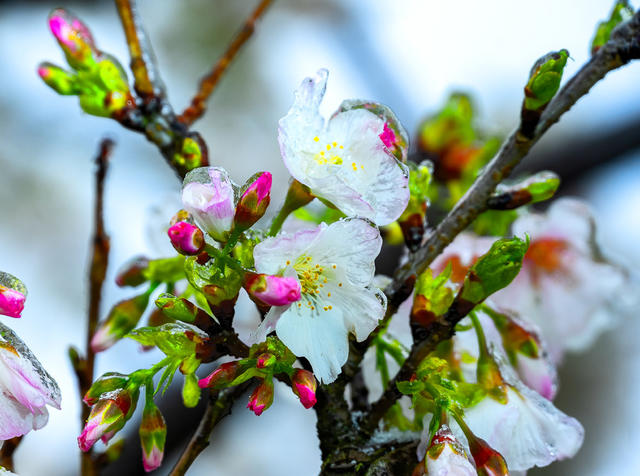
[
  {"left": 114, "top": 0, "right": 164, "bottom": 101},
  {"left": 73, "top": 139, "right": 114, "bottom": 476},
  {"left": 345, "top": 9, "right": 640, "bottom": 438},
  {"left": 0, "top": 436, "right": 22, "bottom": 472},
  {"left": 178, "top": 0, "right": 275, "bottom": 125},
  {"left": 168, "top": 382, "right": 251, "bottom": 476}
]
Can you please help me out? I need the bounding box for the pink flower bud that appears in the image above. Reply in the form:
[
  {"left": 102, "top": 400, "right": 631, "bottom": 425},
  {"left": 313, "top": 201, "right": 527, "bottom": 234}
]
[
  {"left": 291, "top": 369, "right": 317, "bottom": 409},
  {"left": 139, "top": 403, "right": 167, "bottom": 472},
  {"left": 244, "top": 273, "right": 301, "bottom": 307},
  {"left": 78, "top": 387, "right": 138, "bottom": 452},
  {"left": 167, "top": 221, "right": 205, "bottom": 255},
  {"left": 379, "top": 122, "right": 397, "bottom": 148},
  {"left": 198, "top": 361, "right": 241, "bottom": 389},
  {"left": 234, "top": 172, "right": 272, "bottom": 232},
  {"left": 247, "top": 379, "right": 274, "bottom": 416},
  {"left": 0, "top": 285, "right": 26, "bottom": 319},
  {"left": 48, "top": 9, "right": 97, "bottom": 70},
  {"left": 256, "top": 353, "right": 276, "bottom": 369}
]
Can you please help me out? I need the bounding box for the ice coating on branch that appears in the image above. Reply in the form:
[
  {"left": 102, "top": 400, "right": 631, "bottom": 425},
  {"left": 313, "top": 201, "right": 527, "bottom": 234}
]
[
  {"left": 0, "top": 322, "right": 61, "bottom": 440},
  {"left": 278, "top": 69, "right": 409, "bottom": 225},
  {"left": 253, "top": 218, "right": 386, "bottom": 383},
  {"left": 182, "top": 167, "right": 237, "bottom": 242}
]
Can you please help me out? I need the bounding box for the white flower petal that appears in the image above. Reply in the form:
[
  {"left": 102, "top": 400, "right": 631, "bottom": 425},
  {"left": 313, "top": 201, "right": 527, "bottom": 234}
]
[
  {"left": 331, "top": 285, "right": 386, "bottom": 341},
  {"left": 253, "top": 225, "right": 325, "bottom": 275},
  {"left": 275, "top": 304, "right": 348, "bottom": 384}
]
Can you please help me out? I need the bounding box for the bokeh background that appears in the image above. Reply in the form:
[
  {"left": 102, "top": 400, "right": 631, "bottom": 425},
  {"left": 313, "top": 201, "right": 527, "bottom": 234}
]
[{"left": 0, "top": 0, "right": 639, "bottom": 474}]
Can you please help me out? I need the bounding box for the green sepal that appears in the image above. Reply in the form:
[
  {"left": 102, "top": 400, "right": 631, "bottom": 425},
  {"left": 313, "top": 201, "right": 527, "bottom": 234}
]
[{"left": 126, "top": 322, "right": 207, "bottom": 359}]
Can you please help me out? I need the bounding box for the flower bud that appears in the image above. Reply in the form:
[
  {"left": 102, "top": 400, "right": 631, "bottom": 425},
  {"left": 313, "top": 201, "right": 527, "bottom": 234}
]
[
  {"left": 154, "top": 294, "right": 198, "bottom": 323},
  {"left": 115, "top": 256, "right": 150, "bottom": 287},
  {"left": 38, "top": 62, "right": 79, "bottom": 95},
  {"left": 234, "top": 172, "right": 272, "bottom": 233},
  {"left": 243, "top": 273, "right": 301, "bottom": 307},
  {"left": 291, "top": 369, "right": 317, "bottom": 409},
  {"left": 91, "top": 293, "right": 150, "bottom": 352},
  {"left": 139, "top": 402, "right": 167, "bottom": 472},
  {"left": 256, "top": 353, "right": 276, "bottom": 369},
  {"left": 182, "top": 167, "right": 236, "bottom": 243},
  {"left": 0, "top": 272, "right": 27, "bottom": 319},
  {"left": 78, "top": 385, "right": 139, "bottom": 452},
  {"left": 48, "top": 9, "right": 97, "bottom": 71},
  {"left": 456, "top": 414, "right": 509, "bottom": 476},
  {"left": 247, "top": 379, "right": 274, "bottom": 416},
  {"left": 592, "top": 2, "right": 634, "bottom": 54},
  {"left": 487, "top": 171, "right": 560, "bottom": 210},
  {"left": 168, "top": 221, "right": 205, "bottom": 255},
  {"left": 198, "top": 361, "right": 241, "bottom": 389},
  {"left": 83, "top": 372, "right": 129, "bottom": 406}
]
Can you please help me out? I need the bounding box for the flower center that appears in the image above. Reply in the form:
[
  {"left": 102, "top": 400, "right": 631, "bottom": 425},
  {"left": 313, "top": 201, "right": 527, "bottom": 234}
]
[
  {"left": 312, "top": 137, "right": 364, "bottom": 171},
  {"left": 525, "top": 238, "right": 568, "bottom": 273},
  {"left": 292, "top": 255, "right": 340, "bottom": 312}
]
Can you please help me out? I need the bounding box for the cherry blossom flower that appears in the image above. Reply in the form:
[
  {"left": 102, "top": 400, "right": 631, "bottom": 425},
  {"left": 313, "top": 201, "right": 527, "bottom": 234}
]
[
  {"left": 253, "top": 218, "right": 386, "bottom": 383},
  {"left": 278, "top": 69, "right": 409, "bottom": 225},
  {"left": 492, "top": 198, "right": 627, "bottom": 362},
  {"left": 450, "top": 315, "right": 583, "bottom": 471},
  {"left": 0, "top": 323, "right": 61, "bottom": 440}
]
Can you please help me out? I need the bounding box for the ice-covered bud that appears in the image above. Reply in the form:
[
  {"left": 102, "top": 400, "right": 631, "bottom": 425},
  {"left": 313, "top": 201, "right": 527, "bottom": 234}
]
[
  {"left": 38, "top": 62, "right": 79, "bottom": 95},
  {"left": 0, "top": 287, "right": 26, "bottom": 319},
  {"left": 256, "top": 353, "right": 276, "bottom": 369},
  {"left": 198, "top": 361, "right": 241, "bottom": 389},
  {"left": 91, "top": 293, "right": 151, "bottom": 352},
  {"left": 115, "top": 256, "right": 150, "bottom": 287},
  {"left": 0, "top": 272, "right": 27, "bottom": 319},
  {"left": 154, "top": 294, "right": 198, "bottom": 323},
  {"left": 291, "top": 369, "right": 317, "bottom": 409},
  {"left": 78, "top": 385, "right": 139, "bottom": 452},
  {"left": 591, "top": 1, "right": 634, "bottom": 55},
  {"left": 234, "top": 172, "right": 272, "bottom": 233},
  {"left": 48, "top": 9, "right": 97, "bottom": 70},
  {"left": 139, "top": 402, "right": 167, "bottom": 472},
  {"left": 455, "top": 416, "right": 509, "bottom": 476},
  {"left": 83, "top": 372, "right": 129, "bottom": 406},
  {"left": 244, "top": 272, "right": 301, "bottom": 307},
  {"left": 488, "top": 171, "right": 560, "bottom": 210},
  {"left": 182, "top": 167, "right": 236, "bottom": 243},
  {"left": 247, "top": 379, "right": 274, "bottom": 416},
  {"left": 168, "top": 221, "right": 205, "bottom": 256}
]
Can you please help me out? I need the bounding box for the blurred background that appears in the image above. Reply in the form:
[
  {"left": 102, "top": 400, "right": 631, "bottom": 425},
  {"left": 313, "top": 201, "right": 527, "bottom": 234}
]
[{"left": 0, "top": 0, "right": 639, "bottom": 474}]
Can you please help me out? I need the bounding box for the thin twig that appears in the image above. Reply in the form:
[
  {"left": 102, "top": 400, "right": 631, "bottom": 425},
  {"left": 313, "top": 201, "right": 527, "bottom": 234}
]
[
  {"left": 168, "top": 382, "right": 251, "bottom": 476},
  {"left": 76, "top": 139, "right": 114, "bottom": 476},
  {"left": 178, "top": 0, "right": 275, "bottom": 125},
  {"left": 0, "top": 436, "right": 22, "bottom": 471},
  {"left": 359, "top": 10, "right": 640, "bottom": 434},
  {"left": 114, "top": 0, "right": 164, "bottom": 100}
]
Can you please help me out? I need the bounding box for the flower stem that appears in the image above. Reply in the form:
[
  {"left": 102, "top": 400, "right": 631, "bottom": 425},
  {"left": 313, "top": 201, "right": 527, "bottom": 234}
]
[{"left": 268, "top": 180, "right": 314, "bottom": 236}]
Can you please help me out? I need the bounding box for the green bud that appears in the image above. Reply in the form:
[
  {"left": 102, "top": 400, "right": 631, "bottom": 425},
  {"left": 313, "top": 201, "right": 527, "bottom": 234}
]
[
  {"left": 523, "top": 49, "right": 569, "bottom": 111},
  {"left": 182, "top": 373, "right": 201, "bottom": 408},
  {"left": 91, "top": 292, "right": 152, "bottom": 352},
  {"left": 139, "top": 401, "right": 167, "bottom": 471},
  {"left": 115, "top": 256, "right": 150, "bottom": 287},
  {"left": 38, "top": 63, "right": 80, "bottom": 95},
  {"left": 458, "top": 237, "right": 529, "bottom": 306},
  {"left": 127, "top": 322, "right": 207, "bottom": 359},
  {"left": 143, "top": 256, "right": 186, "bottom": 284},
  {"left": 488, "top": 171, "right": 560, "bottom": 210},
  {"left": 591, "top": 1, "right": 634, "bottom": 55},
  {"left": 155, "top": 294, "right": 198, "bottom": 323},
  {"left": 417, "top": 92, "right": 475, "bottom": 155},
  {"left": 398, "top": 161, "right": 433, "bottom": 251},
  {"left": 84, "top": 372, "right": 129, "bottom": 406},
  {"left": 173, "top": 136, "right": 205, "bottom": 173}
]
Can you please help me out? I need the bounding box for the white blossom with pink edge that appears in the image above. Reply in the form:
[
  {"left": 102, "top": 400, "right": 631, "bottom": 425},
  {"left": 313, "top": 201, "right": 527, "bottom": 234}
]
[
  {"left": 492, "top": 198, "right": 628, "bottom": 362},
  {"left": 278, "top": 69, "right": 409, "bottom": 226},
  {"left": 252, "top": 218, "right": 386, "bottom": 383},
  {"left": 417, "top": 425, "right": 476, "bottom": 475},
  {"left": 450, "top": 315, "right": 584, "bottom": 472},
  {"left": 0, "top": 322, "right": 61, "bottom": 441}
]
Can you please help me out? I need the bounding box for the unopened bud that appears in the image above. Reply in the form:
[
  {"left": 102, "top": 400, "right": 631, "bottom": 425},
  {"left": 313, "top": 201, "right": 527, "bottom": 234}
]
[
  {"left": 83, "top": 372, "right": 129, "bottom": 406},
  {"left": 91, "top": 293, "right": 150, "bottom": 352},
  {"left": 591, "top": 1, "right": 634, "bottom": 55},
  {"left": 154, "top": 294, "right": 198, "bottom": 323},
  {"left": 0, "top": 272, "right": 27, "bottom": 319},
  {"left": 198, "top": 361, "right": 241, "bottom": 389},
  {"left": 48, "top": 9, "right": 97, "bottom": 70},
  {"left": 488, "top": 171, "right": 559, "bottom": 210},
  {"left": 291, "top": 369, "right": 317, "bottom": 409},
  {"left": 182, "top": 373, "right": 201, "bottom": 408},
  {"left": 168, "top": 221, "right": 205, "bottom": 255},
  {"left": 244, "top": 273, "right": 301, "bottom": 307},
  {"left": 115, "top": 256, "right": 149, "bottom": 287},
  {"left": 38, "top": 62, "right": 79, "bottom": 95},
  {"left": 247, "top": 379, "right": 274, "bottom": 416},
  {"left": 234, "top": 172, "right": 272, "bottom": 233},
  {"left": 256, "top": 353, "right": 276, "bottom": 369},
  {"left": 139, "top": 402, "right": 167, "bottom": 472}
]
